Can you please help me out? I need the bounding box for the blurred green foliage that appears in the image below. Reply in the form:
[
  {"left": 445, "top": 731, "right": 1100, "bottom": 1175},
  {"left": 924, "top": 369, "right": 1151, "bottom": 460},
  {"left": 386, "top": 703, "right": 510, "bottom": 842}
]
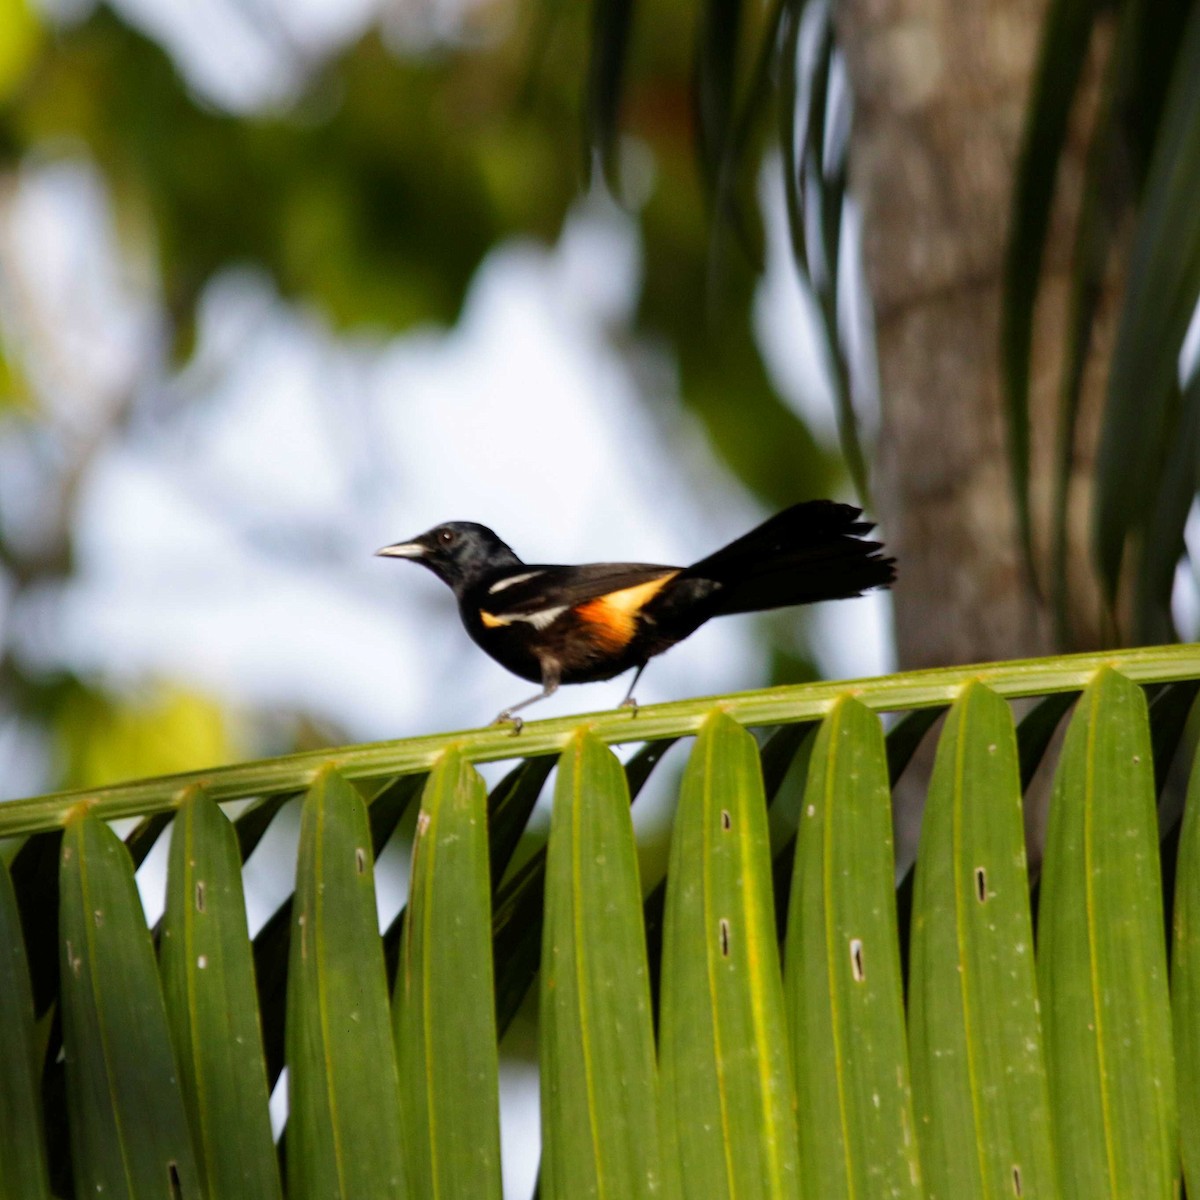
[
  {"left": 0, "top": 0, "right": 40, "bottom": 104},
  {"left": 1, "top": 4, "right": 833, "bottom": 500},
  {"left": 54, "top": 682, "right": 236, "bottom": 790},
  {"left": 11, "top": 15, "right": 575, "bottom": 331}
]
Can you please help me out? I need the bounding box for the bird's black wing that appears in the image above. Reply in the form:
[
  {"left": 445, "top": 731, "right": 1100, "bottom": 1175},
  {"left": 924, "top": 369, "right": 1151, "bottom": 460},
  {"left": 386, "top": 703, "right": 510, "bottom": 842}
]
[{"left": 477, "top": 562, "right": 681, "bottom": 621}]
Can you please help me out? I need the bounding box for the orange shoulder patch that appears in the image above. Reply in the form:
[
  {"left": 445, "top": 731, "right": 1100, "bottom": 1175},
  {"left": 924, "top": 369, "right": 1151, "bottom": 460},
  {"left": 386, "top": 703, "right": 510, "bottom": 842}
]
[{"left": 574, "top": 571, "right": 679, "bottom": 652}]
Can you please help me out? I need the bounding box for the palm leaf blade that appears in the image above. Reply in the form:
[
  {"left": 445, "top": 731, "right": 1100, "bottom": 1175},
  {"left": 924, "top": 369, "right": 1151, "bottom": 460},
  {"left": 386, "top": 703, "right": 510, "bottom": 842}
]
[
  {"left": 659, "top": 711, "right": 800, "bottom": 1198},
  {"left": 785, "top": 696, "right": 921, "bottom": 1197},
  {"left": 159, "top": 789, "right": 281, "bottom": 1200},
  {"left": 539, "top": 731, "right": 663, "bottom": 1197},
  {"left": 285, "top": 768, "right": 405, "bottom": 1197},
  {"left": 59, "top": 812, "right": 202, "bottom": 1198},
  {"left": 1093, "top": 4, "right": 1200, "bottom": 594},
  {"left": 1037, "top": 668, "right": 1177, "bottom": 1196},
  {"left": 0, "top": 855, "right": 50, "bottom": 1199},
  {"left": 907, "top": 682, "right": 1056, "bottom": 1196},
  {"left": 1173, "top": 741, "right": 1200, "bottom": 1193},
  {"left": 396, "top": 750, "right": 501, "bottom": 1199}
]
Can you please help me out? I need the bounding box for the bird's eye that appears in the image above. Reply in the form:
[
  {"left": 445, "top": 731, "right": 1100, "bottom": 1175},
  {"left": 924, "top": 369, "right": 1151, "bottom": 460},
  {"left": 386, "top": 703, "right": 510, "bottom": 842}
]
[{"left": 437, "top": 528, "right": 456, "bottom": 546}]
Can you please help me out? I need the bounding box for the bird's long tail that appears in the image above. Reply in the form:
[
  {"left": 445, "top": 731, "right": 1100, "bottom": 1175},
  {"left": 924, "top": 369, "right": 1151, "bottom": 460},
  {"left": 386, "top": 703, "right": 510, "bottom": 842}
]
[{"left": 682, "top": 500, "right": 895, "bottom": 616}]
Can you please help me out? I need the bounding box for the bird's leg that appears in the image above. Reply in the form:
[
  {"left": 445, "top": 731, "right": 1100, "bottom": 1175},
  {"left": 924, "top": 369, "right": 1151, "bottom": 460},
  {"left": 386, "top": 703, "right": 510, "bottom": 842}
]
[
  {"left": 493, "top": 664, "right": 560, "bottom": 733},
  {"left": 619, "top": 663, "right": 647, "bottom": 711}
]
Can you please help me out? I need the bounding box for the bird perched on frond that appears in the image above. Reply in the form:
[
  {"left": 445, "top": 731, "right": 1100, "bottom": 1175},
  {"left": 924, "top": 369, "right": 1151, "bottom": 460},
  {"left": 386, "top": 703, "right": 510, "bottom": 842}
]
[{"left": 377, "top": 500, "right": 894, "bottom": 728}]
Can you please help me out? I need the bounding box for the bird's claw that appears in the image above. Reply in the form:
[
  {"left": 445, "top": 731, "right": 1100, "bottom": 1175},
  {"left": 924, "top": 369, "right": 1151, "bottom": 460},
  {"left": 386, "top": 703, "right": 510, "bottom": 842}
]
[
  {"left": 493, "top": 710, "right": 524, "bottom": 734},
  {"left": 620, "top": 695, "right": 640, "bottom": 715}
]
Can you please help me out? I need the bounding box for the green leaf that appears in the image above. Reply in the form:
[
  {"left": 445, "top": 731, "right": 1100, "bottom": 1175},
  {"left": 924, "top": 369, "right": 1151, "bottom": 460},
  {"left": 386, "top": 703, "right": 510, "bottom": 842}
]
[
  {"left": 1045, "top": 0, "right": 1136, "bottom": 643},
  {"left": 1174, "top": 742, "right": 1200, "bottom": 1193},
  {"left": 1149, "top": 679, "right": 1200, "bottom": 796},
  {"left": 396, "top": 750, "right": 501, "bottom": 1199},
  {"left": 286, "top": 768, "right": 405, "bottom": 1198},
  {"left": 492, "top": 738, "right": 672, "bottom": 1041},
  {"left": 485, "top": 755, "right": 555, "bottom": 885},
  {"left": 8, "top": 831, "right": 64, "bottom": 1013},
  {"left": 586, "top": 0, "right": 635, "bottom": 185},
  {"left": 784, "top": 696, "right": 922, "bottom": 1197},
  {"left": 779, "top": 0, "right": 812, "bottom": 276},
  {"left": 492, "top": 851, "right": 545, "bottom": 1040},
  {"left": 539, "top": 732, "right": 662, "bottom": 1198},
  {"left": 0, "top": 854, "right": 50, "bottom": 1199},
  {"left": 367, "top": 772, "right": 426, "bottom": 856},
  {"left": 886, "top": 705, "right": 945, "bottom": 785},
  {"left": 1017, "top": 690, "right": 1077, "bottom": 789},
  {"left": 1134, "top": 373, "right": 1200, "bottom": 642},
  {"left": 659, "top": 711, "right": 799, "bottom": 1198},
  {"left": 383, "top": 756, "right": 549, "bottom": 994},
  {"left": 907, "top": 682, "right": 1056, "bottom": 1197},
  {"left": 1094, "top": 3, "right": 1200, "bottom": 595},
  {"left": 695, "top": 0, "right": 743, "bottom": 199},
  {"left": 758, "top": 721, "right": 813, "bottom": 798},
  {"left": 59, "top": 810, "right": 202, "bottom": 1198},
  {"left": 123, "top": 811, "right": 172, "bottom": 869},
  {"left": 778, "top": 0, "right": 870, "bottom": 501},
  {"left": 0, "top": 0, "right": 41, "bottom": 102},
  {"left": 1037, "top": 667, "right": 1177, "bottom": 1196},
  {"left": 160, "top": 789, "right": 282, "bottom": 1200}
]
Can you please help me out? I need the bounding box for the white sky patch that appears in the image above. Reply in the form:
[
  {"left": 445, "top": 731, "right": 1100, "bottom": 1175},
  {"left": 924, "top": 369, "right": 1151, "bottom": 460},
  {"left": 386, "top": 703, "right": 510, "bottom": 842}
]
[
  {"left": 753, "top": 156, "right": 839, "bottom": 448},
  {"left": 107, "top": 0, "right": 380, "bottom": 112},
  {"left": 498, "top": 1008, "right": 541, "bottom": 1200},
  {"left": 100, "top": 0, "right": 495, "bottom": 113},
  {"left": 0, "top": 158, "right": 160, "bottom": 428},
  {"left": 162, "top": 273, "right": 366, "bottom": 523},
  {"left": 112, "top": 0, "right": 300, "bottom": 111},
  {"left": 809, "top": 587, "right": 895, "bottom": 680}
]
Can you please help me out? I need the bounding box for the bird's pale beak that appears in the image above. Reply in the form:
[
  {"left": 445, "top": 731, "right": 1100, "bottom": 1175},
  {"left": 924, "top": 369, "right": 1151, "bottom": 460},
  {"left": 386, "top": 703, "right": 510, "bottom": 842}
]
[{"left": 375, "top": 541, "right": 425, "bottom": 559}]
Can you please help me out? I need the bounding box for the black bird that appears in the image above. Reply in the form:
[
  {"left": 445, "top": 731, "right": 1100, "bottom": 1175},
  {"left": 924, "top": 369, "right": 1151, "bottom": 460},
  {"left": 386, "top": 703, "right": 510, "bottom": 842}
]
[{"left": 377, "top": 501, "right": 894, "bottom": 727}]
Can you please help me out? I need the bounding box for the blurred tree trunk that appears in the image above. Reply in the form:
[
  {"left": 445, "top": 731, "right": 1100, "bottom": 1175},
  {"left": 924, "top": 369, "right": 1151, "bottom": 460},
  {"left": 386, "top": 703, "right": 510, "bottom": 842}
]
[{"left": 838, "top": 0, "right": 1113, "bottom": 668}]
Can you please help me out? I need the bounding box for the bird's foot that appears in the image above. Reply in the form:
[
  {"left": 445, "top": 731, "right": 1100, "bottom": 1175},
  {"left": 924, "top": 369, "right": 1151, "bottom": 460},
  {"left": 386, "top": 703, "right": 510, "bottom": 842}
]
[
  {"left": 619, "top": 695, "right": 639, "bottom": 715},
  {"left": 492, "top": 710, "right": 524, "bottom": 734}
]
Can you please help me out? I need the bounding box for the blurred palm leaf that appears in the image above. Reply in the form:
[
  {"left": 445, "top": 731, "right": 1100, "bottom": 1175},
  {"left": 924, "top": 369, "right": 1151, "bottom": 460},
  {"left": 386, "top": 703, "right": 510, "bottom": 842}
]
[
  {"left": 591, "top": 0, "right": 866, "bottom": 505},
  {"left": 1003, "top": 0, "right": 1200, "bottom": 641},
  {"left": 1, "top": 644, "right": 1200, "bottom": 1192},
  {"left": 1095, "top": 6, "right": 1200, "bottom": 612}
]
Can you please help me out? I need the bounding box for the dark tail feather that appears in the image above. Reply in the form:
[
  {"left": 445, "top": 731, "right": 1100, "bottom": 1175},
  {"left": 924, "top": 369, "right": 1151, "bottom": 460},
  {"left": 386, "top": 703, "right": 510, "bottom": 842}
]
[{"left": 683, "top": 501, "right": 895, "bottom": 616}]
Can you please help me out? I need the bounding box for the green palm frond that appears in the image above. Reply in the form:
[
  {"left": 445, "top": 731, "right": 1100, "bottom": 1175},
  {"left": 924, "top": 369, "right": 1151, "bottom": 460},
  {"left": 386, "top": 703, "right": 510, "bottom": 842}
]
[{"left": 4, "top": 642, "right": 1200, "bottom": 1194}]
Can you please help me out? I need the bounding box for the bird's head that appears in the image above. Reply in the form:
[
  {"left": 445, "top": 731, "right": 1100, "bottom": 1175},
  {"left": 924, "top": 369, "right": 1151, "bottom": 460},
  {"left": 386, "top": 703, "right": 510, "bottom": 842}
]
[{"left": 375, "top": 521, "right": 522, "bottom": 595}]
